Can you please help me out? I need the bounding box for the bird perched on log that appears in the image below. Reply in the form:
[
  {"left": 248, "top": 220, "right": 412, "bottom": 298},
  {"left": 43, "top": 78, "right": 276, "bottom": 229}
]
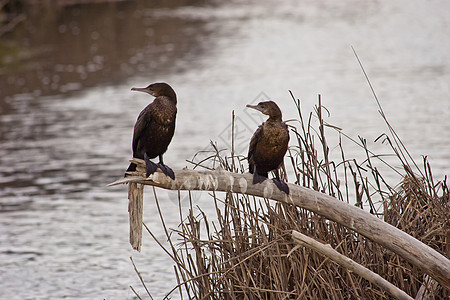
[
  {"left": 247, "top": 101, "right": 290, "bottom": 194},
  {"left": 125, "top": 82, "right": 177, "bottom": 180}
]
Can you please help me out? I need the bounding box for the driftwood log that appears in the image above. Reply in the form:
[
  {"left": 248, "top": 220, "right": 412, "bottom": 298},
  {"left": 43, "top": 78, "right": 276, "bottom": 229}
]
[
  {"left": 108, "top": 158, "right": 450, "bottom": 290},
  {"left": 291, "top": 230, "right": 413, "bottom": 300},
  {"left": 127, "top": 182, "right": 144, "bottom": 251}
]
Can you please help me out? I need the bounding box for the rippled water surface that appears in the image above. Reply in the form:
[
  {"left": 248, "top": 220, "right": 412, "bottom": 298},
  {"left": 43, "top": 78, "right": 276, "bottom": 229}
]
[{"left": 1, "top": 0, "right": 449, "bottom": 299}]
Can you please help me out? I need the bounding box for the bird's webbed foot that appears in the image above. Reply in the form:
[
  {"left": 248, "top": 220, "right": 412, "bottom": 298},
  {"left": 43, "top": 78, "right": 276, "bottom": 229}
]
[
  {"left": 252, "top": 172, "right": 268, "bottom": 184},
  {"left": 144, "top": 153, "right": 158, "bottom": 177},
  {"left": 272, "top": 178, "right": 290, "bottom": 194},
  {"left": 157, "top": 163, "right": 175, "bottom": 180}
]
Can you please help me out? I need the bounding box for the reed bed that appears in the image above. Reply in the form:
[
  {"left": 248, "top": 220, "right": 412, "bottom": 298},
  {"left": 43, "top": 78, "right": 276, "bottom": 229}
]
[{"left": 135, "top": 92, "right": 448, "bottom": 299}]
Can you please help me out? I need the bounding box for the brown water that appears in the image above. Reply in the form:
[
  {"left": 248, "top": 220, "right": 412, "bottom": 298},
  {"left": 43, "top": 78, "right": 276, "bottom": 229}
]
[{"left": 1, "top": 0, "right": 449, "bottom": 298}]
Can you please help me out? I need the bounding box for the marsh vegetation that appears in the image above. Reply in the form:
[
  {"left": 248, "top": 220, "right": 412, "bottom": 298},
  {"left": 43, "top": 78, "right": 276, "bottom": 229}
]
[{"left": 128, "top": 92, "right": 449, "bottom": 299}]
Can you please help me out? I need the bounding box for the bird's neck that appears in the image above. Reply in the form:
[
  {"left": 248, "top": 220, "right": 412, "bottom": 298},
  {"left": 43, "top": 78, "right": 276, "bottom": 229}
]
[
  {"left": 164, "top": 90, "right": 177, "bottom": 104},
  {"left": 268, "top": 114, "right": 282, "bottom": 122},
  {"left": 156, "top": 95, "right": 177, "bottom": 105}
]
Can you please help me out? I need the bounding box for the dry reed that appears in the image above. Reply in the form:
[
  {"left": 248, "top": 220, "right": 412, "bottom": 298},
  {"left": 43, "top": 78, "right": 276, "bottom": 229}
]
[{"left": 134, "top": 92, "right": 448, "bottom": 299}]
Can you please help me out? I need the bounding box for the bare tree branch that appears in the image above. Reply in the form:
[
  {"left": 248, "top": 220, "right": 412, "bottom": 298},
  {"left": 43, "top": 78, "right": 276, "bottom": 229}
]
[
  {"left": 291, "top": 230, "right": 413, "bottom": 300},
  {"left": 108, "top": 159, "right": 450, "bottom": 289}
]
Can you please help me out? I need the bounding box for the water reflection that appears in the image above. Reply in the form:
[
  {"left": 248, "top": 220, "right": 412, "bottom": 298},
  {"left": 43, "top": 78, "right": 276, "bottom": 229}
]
[
  {"left": 1, "top": 1, "right": 225, "bottom": 298},
  {"left": 0, "top": 0, "right": 216, "bottom": 100},
  {"left": 0, "top": 0, "right": 222, "bottom": 203}
]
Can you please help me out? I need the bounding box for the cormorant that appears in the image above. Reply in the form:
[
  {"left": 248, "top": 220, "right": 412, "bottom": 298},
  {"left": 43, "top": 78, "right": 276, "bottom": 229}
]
[
  {"left": 247, "top": 101, "right": 290, "bottom": 194},
  {"left": 125, "top": 82, "right": 177, "bottom": 180}
]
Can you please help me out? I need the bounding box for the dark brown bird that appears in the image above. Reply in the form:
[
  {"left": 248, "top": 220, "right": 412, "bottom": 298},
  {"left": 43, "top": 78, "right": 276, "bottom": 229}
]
[
  {"left": 125, "top": 82, "right": 177, "bottom": 180},
  {"left": 247, "top": 101, "right": 290, "bottom": 194}
]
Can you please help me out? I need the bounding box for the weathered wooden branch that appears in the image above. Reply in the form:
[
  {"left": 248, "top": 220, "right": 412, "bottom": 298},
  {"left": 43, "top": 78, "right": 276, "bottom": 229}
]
[
  {"left": 108, "top": 159, "right": 450, "bottom": 289},
  {"left": 128, "top": 182, "right": 144, "bottom": 252},
  {"left": 291, "top": 230, "right": 413, "bottom": 300}
]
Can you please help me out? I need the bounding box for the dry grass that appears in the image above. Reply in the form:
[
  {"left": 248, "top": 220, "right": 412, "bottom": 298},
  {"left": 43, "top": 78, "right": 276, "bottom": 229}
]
[{"left": 136, "top": 92, "right": 448, "bottom": 299}]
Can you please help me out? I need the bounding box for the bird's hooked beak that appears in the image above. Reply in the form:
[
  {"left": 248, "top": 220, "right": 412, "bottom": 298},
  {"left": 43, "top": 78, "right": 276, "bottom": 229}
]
[
  {"left": 131, "top": 87, "right": 154, "bottom": 96},
  {"left": 246, "top": 104, "right": 264, "bottom": 112}
]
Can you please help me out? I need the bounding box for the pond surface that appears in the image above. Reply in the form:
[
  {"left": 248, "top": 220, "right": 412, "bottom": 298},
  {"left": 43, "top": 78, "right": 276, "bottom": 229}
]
[{"left": 1, "top": 0, "right": 449, "bottom": 298}]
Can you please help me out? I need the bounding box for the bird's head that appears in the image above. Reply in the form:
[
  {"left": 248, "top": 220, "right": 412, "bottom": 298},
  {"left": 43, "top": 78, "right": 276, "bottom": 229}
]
[
  {"left": 131, "top": 82, "right": 177, "bottom": 101},
  {"left": 246, "top": 101, "right": 282, "bottom": 119}
]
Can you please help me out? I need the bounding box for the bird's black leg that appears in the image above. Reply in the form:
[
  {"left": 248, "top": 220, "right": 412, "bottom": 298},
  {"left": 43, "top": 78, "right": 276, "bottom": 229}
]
[
  {"left": 144, "top": 153, "right": 158, "bottom": 177},
  {"left": 252, "top": 166, "right": 268, "bottom": 184},
  {"left": 272, "top": 169, "right": 289, "bottom": 194},
  {"left": 157, "top": 155, "right": 175, "bottom": 180}
]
